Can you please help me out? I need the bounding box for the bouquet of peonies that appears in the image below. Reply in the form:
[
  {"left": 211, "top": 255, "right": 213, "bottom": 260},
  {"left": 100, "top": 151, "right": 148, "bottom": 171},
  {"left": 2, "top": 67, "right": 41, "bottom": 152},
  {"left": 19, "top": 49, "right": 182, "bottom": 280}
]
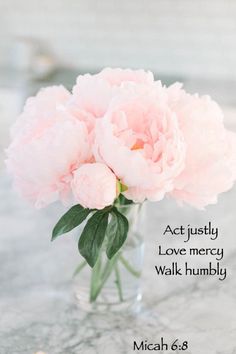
[{"left": 6, "top": 68, "right": 236, "bottom": 303}]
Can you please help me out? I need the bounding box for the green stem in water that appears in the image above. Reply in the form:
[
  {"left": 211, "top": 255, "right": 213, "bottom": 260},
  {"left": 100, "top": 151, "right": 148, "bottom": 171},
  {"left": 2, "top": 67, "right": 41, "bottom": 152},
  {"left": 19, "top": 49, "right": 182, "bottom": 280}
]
[
  {"left": 119, "top": 255, "right": 141, "bottom": 278},
  {"left": 114, "top": 263, "right": 123, "bottom": 302},
  {"left": 90, "top": 256, "right": 102, "bottom": 302},
  {"left": 73, "top": 260, "right": 87, "bottom": 277},
  {"left": 90, "top": 255, "right": 118, "bottom": 303},
  {"left": 89, "top": 254, "right": 141, "bottom": 302}
]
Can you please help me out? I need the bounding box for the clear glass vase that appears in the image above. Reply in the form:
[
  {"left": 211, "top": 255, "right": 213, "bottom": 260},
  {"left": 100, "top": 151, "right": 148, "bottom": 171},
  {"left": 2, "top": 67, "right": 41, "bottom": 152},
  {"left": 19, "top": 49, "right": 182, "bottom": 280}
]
[{"left": 73, "top": 203, "right": 145, "bottom": 313}]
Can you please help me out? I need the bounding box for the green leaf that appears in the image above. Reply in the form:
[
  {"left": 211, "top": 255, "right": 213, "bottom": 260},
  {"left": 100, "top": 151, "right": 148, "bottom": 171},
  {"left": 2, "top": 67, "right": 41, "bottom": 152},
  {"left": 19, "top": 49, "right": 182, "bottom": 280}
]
[
  {"left": 78, "top": 210, "right": 109, "bottom": 267},
  {"left": 52, "top": 204, "right": 92, "bottom": 241},
  {"left": 116, "top": 194, "right": 133, "bottom": 206},
  {"left": 116, "top": 180, "right": 128, "bottom": 194},
  {"left": 106, "top": 208, "right": 129, "bottom": 259},
  {"left": 120, "top": 183, "right": 128, "bottom": 193}
]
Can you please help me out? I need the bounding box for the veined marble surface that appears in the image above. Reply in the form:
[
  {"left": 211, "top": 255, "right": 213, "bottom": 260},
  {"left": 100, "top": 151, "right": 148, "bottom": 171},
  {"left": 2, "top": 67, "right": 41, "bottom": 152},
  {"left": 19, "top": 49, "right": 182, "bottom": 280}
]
[{"left": 0, "top": 173, "right": 236, "bottom": 354}]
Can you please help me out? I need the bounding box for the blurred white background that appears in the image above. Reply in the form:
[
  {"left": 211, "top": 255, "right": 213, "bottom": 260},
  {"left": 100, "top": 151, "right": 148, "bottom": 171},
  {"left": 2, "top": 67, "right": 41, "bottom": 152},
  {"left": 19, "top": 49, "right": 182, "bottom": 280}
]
[
  {"left": 1, "top": 0, "right": 236, "bottom": 166},
  {"left": 1, "top": 0, "right": 236, "bottom": 79}
]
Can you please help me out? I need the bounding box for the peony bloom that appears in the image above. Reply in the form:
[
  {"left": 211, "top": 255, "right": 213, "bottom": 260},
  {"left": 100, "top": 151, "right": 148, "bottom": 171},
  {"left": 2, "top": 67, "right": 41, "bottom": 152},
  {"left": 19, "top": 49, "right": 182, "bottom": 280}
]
[
  {"left": 6, "top": 86, "right": 91, "bottom": 208},
  {"left": 94, "top": 82, "right": 186, "bottom": 202},
  {"left": 10, "top": 85, "right": 71, "bottom": 140},
  {"left": 6, "top": 69, "right": 236, "bottom": 211},
  {"left": 67, "top": 68, "right": 155, "bottom": 132},
  {"left": 167, "top": 84, "right": 236, "bottom": 208},
  {"left": 71, "top": 163, "right": 117, "bottom": 209}
]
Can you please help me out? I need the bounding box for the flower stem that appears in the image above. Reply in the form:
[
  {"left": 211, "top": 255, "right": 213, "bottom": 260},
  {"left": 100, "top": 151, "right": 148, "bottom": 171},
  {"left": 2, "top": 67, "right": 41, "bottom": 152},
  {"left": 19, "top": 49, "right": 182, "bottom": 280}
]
[
  {"left": 90, "top": 256, "right": 102, "bottom": 302},
  {"left": 73, "top": 260, "right": 87, "bottom": 277},
  {"left": 90, "top": 255, "right": 118, "bottom": 302},
  {"left": 114, "top": 263, "right": 123, "bottom": 302},
  {"left": 88, "top": 252, "right": 141, "bottom": 303},
  {"left": 119, "top": 255, "right": 141, "bottom": 278}
]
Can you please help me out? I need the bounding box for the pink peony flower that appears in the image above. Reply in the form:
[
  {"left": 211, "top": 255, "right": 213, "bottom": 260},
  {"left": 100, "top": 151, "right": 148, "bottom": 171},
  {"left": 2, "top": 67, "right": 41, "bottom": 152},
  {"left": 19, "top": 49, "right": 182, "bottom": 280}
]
[
  {"left": 167, "top": 84, "right": 236, "bottom": 208},
  {"left": 6, "top": 68, "right": 236, "bottom": 211},
  {"left": 6, "top": 86, "right": 91, "bottom": 208},
  {"left": 94, "top": 67, "right": 154, "bottom": 86},
  {"left": 10, "top": 85, "right": 71, "bottom": 140},
  {"left": 68, "top": 68, "right": 155, "bottom": 132},
  {"left": 94, "top": 82, "right": 186, "bottom": 202},
  {"left": 71, "top": 163, "right": 117, "bottom": 209}
]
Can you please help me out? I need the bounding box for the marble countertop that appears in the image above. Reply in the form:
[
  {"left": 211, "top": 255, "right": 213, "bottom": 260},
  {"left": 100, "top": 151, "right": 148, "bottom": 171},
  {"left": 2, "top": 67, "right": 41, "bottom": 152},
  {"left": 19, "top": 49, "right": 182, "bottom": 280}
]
[{"left": 0, "top": 173, "right": 236, "bottom": 354}]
